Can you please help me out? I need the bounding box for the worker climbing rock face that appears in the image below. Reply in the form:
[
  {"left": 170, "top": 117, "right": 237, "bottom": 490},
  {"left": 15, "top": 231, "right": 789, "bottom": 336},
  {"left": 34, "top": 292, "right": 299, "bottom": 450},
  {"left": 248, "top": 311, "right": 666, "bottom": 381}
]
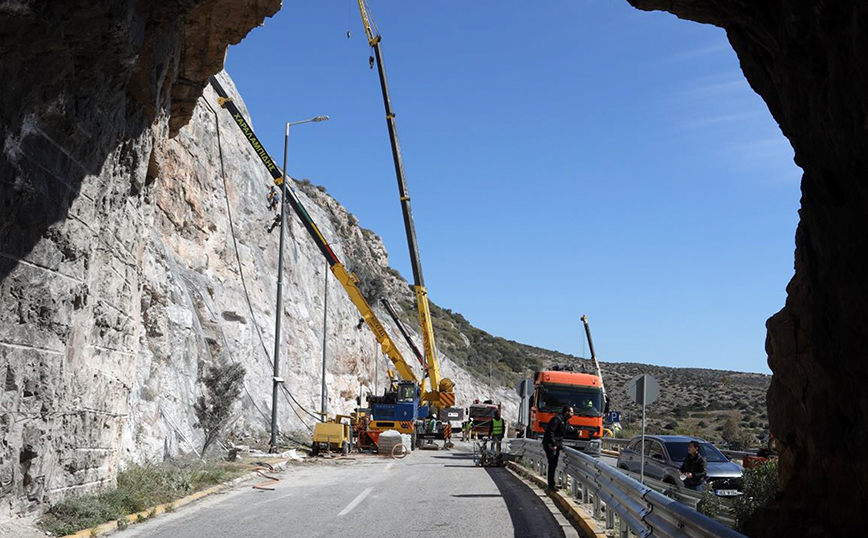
[{"left": 267, "top": 185, "right": 280, "bottom": 211}]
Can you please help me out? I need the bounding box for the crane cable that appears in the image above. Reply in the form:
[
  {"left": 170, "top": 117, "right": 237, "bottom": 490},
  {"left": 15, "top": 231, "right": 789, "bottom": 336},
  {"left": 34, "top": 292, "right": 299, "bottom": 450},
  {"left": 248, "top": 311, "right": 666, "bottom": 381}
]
[{"left": 203, "top": 97, "right": 321, "bottom": 430}]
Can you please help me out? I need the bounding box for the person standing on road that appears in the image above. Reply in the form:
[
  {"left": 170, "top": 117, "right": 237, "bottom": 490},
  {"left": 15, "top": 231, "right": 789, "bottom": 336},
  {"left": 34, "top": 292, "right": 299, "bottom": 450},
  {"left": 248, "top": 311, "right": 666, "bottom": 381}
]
[
  {"left": 488, "top": 410, "right": 505, "bottom": 456},
  {"left": 462, "top": 419, "right": 472, "bottom": 442},
  {"left": 680, "top": 440, "right": 708, "bottom": 491},
  {"left": 543, "top": 406, "right": 574, "bottom": 491}
]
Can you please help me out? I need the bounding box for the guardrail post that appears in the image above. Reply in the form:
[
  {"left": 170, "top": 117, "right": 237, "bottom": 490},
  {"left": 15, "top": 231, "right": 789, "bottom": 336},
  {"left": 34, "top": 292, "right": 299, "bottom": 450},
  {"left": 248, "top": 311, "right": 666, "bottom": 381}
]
[
  {"left": 606, "top": 502, "right": 615, "bottom": 529},
  {"left": 582, "top": 483, "right": 590, "bottom": 504},
  {"left": 618, "top": 516, "right": 629, "bottom": 538},
  {"left": 593, "top": 491, "right": 601, "bottom": 519},
  {"left": 571, "top": 476, "right": 579, "bottom": 499}
]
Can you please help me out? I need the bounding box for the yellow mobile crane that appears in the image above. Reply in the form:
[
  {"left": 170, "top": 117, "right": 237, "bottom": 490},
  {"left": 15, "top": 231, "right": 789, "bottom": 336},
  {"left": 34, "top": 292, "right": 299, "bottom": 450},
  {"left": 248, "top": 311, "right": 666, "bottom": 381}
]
[
  {"left": 208, "top": 76, "right": 420, "bottom": 403},
  {"left": 355, "top": 1, "right": 456, "bottom": 420}
]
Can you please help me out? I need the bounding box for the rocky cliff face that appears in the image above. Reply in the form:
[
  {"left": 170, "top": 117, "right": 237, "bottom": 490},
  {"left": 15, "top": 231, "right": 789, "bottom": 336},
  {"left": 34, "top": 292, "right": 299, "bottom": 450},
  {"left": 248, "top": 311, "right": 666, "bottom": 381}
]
[
  {"left": 626, "top": 1, "right": 868, "bottom": 536},
  {"left": 0, "top": 1, "right": 514, "bottom": 518},
  {"left": 0, "top": 0, "right": 279, "bottom": 517}
]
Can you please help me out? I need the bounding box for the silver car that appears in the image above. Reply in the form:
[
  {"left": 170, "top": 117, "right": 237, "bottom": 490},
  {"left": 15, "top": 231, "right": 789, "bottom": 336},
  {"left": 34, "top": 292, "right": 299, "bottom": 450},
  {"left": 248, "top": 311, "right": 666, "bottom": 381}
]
[{"left": 616, "top": 435, "right": 743, "bottom": 496}]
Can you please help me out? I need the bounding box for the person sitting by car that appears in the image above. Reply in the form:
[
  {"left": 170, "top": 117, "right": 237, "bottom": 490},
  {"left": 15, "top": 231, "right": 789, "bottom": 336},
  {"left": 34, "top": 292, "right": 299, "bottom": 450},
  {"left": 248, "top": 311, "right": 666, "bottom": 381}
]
[{"left": 680, "top": 440, "right": 708, "bottom": 491}]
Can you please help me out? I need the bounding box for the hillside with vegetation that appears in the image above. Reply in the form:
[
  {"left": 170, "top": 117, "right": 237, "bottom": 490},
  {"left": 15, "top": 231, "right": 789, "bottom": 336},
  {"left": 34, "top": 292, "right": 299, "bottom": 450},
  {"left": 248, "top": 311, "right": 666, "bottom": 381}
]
[{"left": 395, "top": 300, "right": 771, "bottom": 448}]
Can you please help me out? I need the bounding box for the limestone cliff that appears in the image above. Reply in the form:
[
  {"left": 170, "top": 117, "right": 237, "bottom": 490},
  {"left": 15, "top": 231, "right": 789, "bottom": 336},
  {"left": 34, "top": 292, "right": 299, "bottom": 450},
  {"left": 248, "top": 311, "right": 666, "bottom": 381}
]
[
  {"left": 0, "top": 62, "right": 517, "bottom": 516},
  {"left": 0, "top": 0, "right": 277, "bottom": 517},
  {"left": 625, "top": 1, "right": 868, "bottom": 536},
  {"left": 0, "top": 0, "right": 515, "bottom": 517}
]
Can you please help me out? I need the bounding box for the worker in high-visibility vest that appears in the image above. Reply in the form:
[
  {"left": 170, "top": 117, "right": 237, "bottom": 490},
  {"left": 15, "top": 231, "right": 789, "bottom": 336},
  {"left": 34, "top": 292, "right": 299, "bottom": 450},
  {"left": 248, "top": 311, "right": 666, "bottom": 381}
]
[{"left": 488, "top": 410, "right": 505, "bottom": 457}]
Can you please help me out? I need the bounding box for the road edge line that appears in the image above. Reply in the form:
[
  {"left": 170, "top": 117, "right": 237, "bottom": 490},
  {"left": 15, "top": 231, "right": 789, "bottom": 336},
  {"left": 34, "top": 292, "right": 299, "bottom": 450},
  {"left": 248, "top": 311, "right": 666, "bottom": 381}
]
[{"left": 506, "top": 461, "right": 607, "bottom": 538}]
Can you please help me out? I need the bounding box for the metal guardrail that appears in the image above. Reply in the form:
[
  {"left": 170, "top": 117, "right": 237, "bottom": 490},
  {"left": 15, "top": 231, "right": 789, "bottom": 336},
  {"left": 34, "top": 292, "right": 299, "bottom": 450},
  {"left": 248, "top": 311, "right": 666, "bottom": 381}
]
[{"left": 509, "top": 439, "right": 746, "bottom": 538}]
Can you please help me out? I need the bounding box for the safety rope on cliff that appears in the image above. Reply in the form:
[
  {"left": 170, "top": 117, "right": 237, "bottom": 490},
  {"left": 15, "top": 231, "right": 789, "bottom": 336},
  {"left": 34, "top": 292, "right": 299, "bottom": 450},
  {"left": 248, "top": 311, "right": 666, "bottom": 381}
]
[{"left": 203, "top": 96, "right": 322, "bottom": 430}]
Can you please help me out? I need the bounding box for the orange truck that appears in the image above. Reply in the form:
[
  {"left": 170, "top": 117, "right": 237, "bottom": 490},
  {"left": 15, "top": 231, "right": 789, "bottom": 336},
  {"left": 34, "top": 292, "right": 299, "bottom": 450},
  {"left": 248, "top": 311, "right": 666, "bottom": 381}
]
[{"left": 525, "top": 369, "right": 605, "bottom": 457}]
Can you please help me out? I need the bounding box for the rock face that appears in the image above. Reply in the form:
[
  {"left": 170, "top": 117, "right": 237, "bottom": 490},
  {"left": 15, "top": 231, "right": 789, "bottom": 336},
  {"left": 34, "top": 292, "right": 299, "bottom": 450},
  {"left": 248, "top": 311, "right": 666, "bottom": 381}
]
[
  {"left": 0, "top": 1, "right": 513, "bottom": 518},
  {"left": 0, "top": 0, "right": 280, "bottom": 517},
  {"left": 626, "top": 1, "right": 868, "bottom": 536}
]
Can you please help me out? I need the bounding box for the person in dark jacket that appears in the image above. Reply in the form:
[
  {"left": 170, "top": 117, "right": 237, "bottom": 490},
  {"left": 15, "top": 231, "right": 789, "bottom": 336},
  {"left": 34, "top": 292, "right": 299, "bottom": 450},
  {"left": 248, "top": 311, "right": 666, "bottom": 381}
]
[
  {"left": 543, "top": 406, "right": 574, "bottom": 490},
  {"left": 679, "top": 440, "right": 708, "bottom": 491}
]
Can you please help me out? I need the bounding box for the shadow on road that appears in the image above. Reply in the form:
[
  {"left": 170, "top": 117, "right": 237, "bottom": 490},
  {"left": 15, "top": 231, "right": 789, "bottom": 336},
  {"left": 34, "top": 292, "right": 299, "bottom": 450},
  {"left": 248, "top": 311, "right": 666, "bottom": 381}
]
[{"left": 485, "top": 467, "right": 567, "bottom": 538}]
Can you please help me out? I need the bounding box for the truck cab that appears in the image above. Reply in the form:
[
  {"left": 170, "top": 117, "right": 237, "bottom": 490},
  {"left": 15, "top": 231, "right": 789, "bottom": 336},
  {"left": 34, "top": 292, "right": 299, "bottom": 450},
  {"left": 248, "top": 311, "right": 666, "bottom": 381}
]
[
  {"left": 468, "top": 400, "right": 501, "bottom": 438},
  {"left": 367, "top": 381, "right": 426, "bottom": 437},
  {"left": 528, "top": 370, "right": 604, "bottom": 457}
]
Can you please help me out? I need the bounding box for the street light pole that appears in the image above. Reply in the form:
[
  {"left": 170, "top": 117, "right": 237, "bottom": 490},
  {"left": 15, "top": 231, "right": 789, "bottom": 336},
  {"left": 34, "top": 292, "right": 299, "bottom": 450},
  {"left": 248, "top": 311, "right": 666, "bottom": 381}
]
[
  {"left": 321, "top": 262, "right": 329, "bottom": 416},
  {"left": 269, "top": 115, "right": 329, "bottom": 452}
]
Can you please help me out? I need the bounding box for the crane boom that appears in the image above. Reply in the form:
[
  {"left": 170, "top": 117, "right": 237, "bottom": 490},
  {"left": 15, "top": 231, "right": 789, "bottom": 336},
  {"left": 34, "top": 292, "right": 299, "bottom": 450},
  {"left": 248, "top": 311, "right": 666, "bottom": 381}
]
[
  {"left": 355, "top": 1, "right": 454, "bottom": 409},
  {"left": 581, "top": 314, "right": 607, "bottom": 401},
  {"left": 208, "top": 75, "right": 418, "bottom": 385}
]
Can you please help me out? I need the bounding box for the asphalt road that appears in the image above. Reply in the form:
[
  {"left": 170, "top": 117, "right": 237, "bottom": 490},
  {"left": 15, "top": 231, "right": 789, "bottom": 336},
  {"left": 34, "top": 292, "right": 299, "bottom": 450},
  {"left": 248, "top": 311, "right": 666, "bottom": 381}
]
[{"left": 121, "top": 442, "right": 576, "bottom": 538}]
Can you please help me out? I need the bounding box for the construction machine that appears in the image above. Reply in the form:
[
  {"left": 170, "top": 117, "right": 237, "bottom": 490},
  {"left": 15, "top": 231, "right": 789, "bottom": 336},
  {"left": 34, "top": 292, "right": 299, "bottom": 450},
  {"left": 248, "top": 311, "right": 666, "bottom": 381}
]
[
  {"left": 207, "top": 77, "right": 425, "bottom": 450},
  {"left": 468, "top": 399, "right": 501, "bottom": 440},
  {"left": 582, "top": 315, "right": 620, "bottom": 436},
  {"left": 311, "top": 414, "right": 352, "bottom": 456},
  {"left": 355, "top": 1, "right": 456, "bottom": 441},
  {"left": 518, "top": 315, "right": 612, "bottom": 457}
]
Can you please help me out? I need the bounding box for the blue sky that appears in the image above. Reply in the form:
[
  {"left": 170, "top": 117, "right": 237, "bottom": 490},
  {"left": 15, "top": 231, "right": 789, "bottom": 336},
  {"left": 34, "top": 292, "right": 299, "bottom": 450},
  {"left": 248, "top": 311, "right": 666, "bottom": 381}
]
[{"left": 224, "top": 1, "right": 800, "bottom": 374}]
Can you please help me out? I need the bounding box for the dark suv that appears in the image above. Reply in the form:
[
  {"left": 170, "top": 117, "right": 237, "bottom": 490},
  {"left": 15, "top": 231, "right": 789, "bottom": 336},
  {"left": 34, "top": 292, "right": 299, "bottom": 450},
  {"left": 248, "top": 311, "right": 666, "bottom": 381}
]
[{"left": 616, "top": 435, "right": 743, "bottom": 496}]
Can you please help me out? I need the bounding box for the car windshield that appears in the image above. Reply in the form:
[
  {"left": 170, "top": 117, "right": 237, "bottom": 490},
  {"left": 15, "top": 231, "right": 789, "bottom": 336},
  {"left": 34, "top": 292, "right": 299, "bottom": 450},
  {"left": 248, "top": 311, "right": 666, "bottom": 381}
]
[
  {"left": 470, "top": 407, "right": 497, "bottom": 418},
  {"left": 538, "top": 384, "right": 603, "bottom": 416},
  {"left": 665, "top": 441, "right": 729, "bottom": 463}
]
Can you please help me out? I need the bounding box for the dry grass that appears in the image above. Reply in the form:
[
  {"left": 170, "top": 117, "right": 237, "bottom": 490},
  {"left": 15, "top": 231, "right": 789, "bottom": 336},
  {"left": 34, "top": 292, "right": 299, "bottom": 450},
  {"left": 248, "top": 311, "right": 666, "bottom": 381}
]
[{"left": 39, "top": 458, "right": 249, "bottom": 536}]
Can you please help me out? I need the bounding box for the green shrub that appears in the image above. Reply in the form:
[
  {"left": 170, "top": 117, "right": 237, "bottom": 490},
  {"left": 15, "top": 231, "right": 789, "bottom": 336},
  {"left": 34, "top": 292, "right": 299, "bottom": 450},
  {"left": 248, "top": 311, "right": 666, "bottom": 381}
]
[
  {"left": 194, "top": 363, "right": 246, "bottom": 454},
  {"left": 698, "top": 486, "right": 725, "bottom": 519},
  {"left": 733, "top": 460, "right": 780, "bottom": 530}
]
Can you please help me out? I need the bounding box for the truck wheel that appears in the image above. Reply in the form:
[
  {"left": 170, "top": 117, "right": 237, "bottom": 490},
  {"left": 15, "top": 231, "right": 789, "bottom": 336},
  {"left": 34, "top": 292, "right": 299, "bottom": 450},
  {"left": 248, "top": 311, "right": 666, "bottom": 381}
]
[
  {"left": 341, "top": 442, "right": 350, "bottom": 456},
  {"left": 311, "top": 443, "right": 319, "bottom": 457}
]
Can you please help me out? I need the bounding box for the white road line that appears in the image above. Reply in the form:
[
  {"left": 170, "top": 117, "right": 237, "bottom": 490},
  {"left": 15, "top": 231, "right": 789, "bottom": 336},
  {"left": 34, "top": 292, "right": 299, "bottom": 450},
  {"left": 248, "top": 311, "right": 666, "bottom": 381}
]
[
  {"left": 384, "top": 462, "right": 395, "bottom": 471},
  {"left": 252, "top": 492, "right": 293, "bottom": 506},
  {"left": 337, "top": 487, "right": 373, "bottom": 517}
]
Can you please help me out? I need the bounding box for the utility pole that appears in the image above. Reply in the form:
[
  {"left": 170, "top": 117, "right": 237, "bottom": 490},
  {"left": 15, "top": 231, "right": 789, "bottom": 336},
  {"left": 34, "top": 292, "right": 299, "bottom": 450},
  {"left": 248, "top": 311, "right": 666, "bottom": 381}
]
[
  {"left": 489, "top": 360, "right": 493, "bottom": 400},
  {"left": 321, "top": 263, "right": 329, "bottom": 416},
  {"left": 374, "top": 333, "right": 379, "bottom": 395}
]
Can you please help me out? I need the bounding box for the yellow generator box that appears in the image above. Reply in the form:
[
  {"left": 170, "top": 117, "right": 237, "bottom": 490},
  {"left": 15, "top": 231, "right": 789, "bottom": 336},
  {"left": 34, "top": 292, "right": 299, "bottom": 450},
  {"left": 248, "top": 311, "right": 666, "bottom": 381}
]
[{"left": 312, "top": 422, "right": 347, "bottom": 444}]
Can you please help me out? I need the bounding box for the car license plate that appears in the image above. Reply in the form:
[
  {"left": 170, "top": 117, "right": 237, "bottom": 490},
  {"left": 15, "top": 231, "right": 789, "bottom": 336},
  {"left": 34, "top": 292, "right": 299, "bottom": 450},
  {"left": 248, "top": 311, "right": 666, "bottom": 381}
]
[{"left": 715, "top": 489, "right": 740, "bottom": 497}]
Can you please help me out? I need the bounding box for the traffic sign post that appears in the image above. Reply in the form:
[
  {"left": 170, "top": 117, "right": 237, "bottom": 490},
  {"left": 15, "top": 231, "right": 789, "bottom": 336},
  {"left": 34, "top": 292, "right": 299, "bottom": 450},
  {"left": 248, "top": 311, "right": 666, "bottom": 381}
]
[
  {"left": 516, "top": 378, "right": 532, "bottom": 435},
  {"left": 627, "top": 374, "right": 659, "bottom": 485}
]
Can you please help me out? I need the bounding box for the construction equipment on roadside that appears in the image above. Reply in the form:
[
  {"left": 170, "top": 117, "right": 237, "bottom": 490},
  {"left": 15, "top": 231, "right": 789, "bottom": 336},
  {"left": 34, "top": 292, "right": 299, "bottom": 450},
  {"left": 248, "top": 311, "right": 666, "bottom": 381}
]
[
  {"left": 208, "top": 76, "right": 419, "bottom": 388},
  {"left": 311, "top": 414, "right": 352, "bottom": 456},
  {"left": 208, "top": 76, "right": 433, "bottom": 453},
  {"left": 518, "top": 315, "right": 612, "bottom": 457},
  {"left": 355, "top": 1, "right": 455, "bottom": 435},
  {"left": 473, "top": 437, "right": 504, "bottom": 467},
  {"left": 468, "top": 399, "right": 501, "bottom": 440}
]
